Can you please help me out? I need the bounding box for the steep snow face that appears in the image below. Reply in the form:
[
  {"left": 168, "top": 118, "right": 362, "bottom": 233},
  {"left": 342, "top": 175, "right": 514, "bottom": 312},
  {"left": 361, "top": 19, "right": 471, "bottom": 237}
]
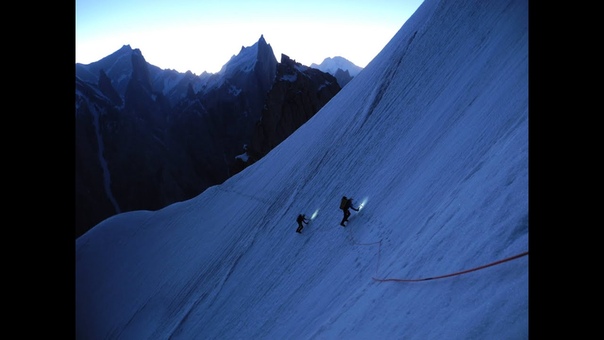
[
  {"left": 219, "top": 44, "right": 258, "bottom": 75},
  {"left": 76, "top": 0, "right": 528, "bottom": 339}
]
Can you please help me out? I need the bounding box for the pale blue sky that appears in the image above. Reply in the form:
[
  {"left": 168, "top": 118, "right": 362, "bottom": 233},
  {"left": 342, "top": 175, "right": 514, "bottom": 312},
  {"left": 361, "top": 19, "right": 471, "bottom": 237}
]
[{"left": 76, "top": 0, "right": 424, "bottom": 74}]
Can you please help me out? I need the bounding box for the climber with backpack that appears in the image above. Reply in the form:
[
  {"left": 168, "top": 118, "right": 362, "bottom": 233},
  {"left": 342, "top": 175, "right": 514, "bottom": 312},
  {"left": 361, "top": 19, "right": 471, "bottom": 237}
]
[
  {"left": 339, "top": 196, "right": 359, "bottom": 226},
  {"left": 296, "top": 213, "right": 310, "bottom": 233}
]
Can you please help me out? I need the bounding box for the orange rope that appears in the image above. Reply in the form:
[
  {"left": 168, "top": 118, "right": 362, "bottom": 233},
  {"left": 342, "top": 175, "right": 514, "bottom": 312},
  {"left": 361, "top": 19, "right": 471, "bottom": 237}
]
[
  {"left": 335, "top": 217, "right": 527, "bottom": 283},
  {"left": 372, "top": 251, "right": 528, "bottom": 282}
]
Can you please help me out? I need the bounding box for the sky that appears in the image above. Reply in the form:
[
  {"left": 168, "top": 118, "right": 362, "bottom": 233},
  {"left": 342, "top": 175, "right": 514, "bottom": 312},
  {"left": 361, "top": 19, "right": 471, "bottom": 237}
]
[
  {"left": 75, "top": 0, "right": 425, "bottom": 75},
  {"left": 76, "top": 0, "right": 529, "bottom": 338}
]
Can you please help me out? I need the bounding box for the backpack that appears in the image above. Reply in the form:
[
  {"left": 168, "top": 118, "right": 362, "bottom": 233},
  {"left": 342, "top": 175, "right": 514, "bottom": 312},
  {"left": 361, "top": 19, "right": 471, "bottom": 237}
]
[{"left": 339, "top": 196, "right": 348, "bottom": 209}]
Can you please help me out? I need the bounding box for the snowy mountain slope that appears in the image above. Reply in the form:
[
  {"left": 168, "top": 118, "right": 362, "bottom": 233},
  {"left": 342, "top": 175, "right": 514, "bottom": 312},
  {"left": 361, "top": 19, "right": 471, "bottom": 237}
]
[{"left": 76, "top": 0, "right": 528, "bottom": 338}]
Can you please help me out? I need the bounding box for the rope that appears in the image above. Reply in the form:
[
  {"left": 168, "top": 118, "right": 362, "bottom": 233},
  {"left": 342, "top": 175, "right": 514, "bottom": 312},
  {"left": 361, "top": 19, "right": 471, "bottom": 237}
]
[
  {"left": 372, "top": 251, "right": 528, "bottom": 282},
  {"left": 343, "top": 221, "right": 382, "bottom": 276},
  {"left": 301, "top": 211, "right": 528, "bottom": 284}
]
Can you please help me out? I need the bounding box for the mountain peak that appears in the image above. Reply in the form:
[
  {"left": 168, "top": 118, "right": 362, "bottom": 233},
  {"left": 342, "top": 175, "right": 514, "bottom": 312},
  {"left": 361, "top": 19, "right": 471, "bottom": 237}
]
[
  {"left": 219, "top": 36, "right": 277, "bottom": 76},
  {"left": 310, "top": 56, "right": 363, "bottom": 77}
]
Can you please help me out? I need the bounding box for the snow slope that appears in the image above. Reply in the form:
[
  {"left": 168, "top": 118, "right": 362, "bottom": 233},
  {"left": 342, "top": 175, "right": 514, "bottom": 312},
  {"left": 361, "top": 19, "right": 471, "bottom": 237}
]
[{"left": 76, "top": 0, "right": 528, "bottom": 338}]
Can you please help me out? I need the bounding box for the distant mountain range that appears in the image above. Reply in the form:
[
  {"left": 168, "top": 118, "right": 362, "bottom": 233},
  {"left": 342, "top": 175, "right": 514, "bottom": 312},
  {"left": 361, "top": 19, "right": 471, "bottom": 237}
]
[
  {"left": 75, "top": 36, "right": 363, "bottom": 238},
  {"left": 311, "top": 56, "right": 363, "bottom": 87}
]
